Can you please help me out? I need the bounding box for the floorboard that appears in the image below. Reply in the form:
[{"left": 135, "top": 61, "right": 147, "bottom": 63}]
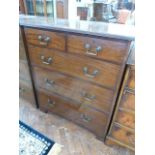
[{"left": 19, "top": 99, "right": 134, "bottom": 155}]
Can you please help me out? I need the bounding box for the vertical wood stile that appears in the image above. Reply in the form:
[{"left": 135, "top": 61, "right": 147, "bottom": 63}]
[
  {"left": 23, "top": 0, "right": 28, "bottom": 14},
  {"left": 32, "top": 0, "right": 37, "bottom": 15},
  {"left": 19, "top": 0, "right": 26, "bottom": 14},
  {"left": 43, "top": 0, "right": 47, "bottom": 16}
]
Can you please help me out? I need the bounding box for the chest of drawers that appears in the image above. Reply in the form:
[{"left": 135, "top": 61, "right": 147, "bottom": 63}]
[
  {"left": 20, "top": 15, "right": 134, "bottom": 140},
  {"left": 105, "top": 47, "right": 135, "bottom": 151}
]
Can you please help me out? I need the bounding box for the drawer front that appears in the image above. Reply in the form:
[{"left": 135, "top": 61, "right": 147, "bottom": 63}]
[
  {"left": 37, "top": 91, "right": 81, "bottom": 118},
  {"left": 24, "top": 28, "right": 66, "bottom": 51},
  {"left": 38, "top": 91, "right": 108, "bottom": 138},
  {"left": 19, "top": 60, "right": 31, "bottom": 82},
  {"left": 28, "top": 46, "right": 121, "bottom": 89},
  {"left": 120, "top": 91, "right": 135, "bottom": 111},
  {"left": 110, "top": 125, "right": 135, "bottom": 147},
  {"left": 67, "top": 35, "right": 129, "bottom": 64},
  {"left": 32, "top": 66, "right": 114, "bottom": 113},
  {"left": 74, "top": 105, "right": 109, "bottom": 138},
  {"left": 115, "top": 111, "right": 135, "bottom": 129},
  {"left": 19, "top": 79, "right": 35, "bottom": 106},
  {"left": 126, "top": 67, "right": 135, "bottom": 89}
]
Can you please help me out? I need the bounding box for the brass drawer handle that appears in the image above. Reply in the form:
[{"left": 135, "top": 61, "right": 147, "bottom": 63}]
[
  {"left": 123, "top": 87, "right": 135, "bottom": 95},
  {"left": 41, "top": 55, "right": 52, "bottom": 65},
  {"left": 84, "top": 43, "right": 102, "bottom": 56},
  {"left": 83, "top": 66, "right": 99, "bottom": 78},
  {"left": 81, "top": 114, "right": 92, "bottom": 123},
  {"left": 81, "top": 91, "right": 96, "bottom": 101},
  {"left": 47, "top": 98, "right": 56, "bottom": 107},
  {"left": 38, "top": 35, "right": 50, "bottom": 46},
  {"left": 45, "top": 78, "right": 55, "bottom": 86}
]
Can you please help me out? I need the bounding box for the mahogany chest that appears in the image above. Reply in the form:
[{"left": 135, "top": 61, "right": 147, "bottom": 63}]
[
  {"left": 106, "top": 46, "right": 135, "bottom": 151},
  {"left": 20, "top": 15, "right": 134, "bottom": 141}
]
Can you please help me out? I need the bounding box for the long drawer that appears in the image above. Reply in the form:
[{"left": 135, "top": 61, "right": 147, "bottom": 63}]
[
  {"left": 120, "top": 88, "right": 135, "bottom": 111},
  {"left": 32, "top": 66, "right": 114, "bottom": 113},
  {"left": 126, "top": 66, "right": 135, "bottom": 89},
  {"left": 24, "top": 28, "right": 66, "bottom": 51},
  {"left": 67, "top": 34, "right": 129, "bottom": 64},
  {"left": 28, "top": 46, "right": 121, "bottom": 89},
  {"left": 109, "top": 125, "right": 135, "bottom": 148},
  {"left": 37, "top": 90, "right": 109, "bottom": 138},
  {"left": 115, "top": 111, "right": 135, "bottom": 129}
]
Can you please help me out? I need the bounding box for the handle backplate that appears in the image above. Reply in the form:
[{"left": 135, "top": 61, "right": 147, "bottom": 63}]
[
  {"left": 41, "top": 55, "right": 52, "bottom": 65},
  {"left": 81, "top": 114, "right": 92, "bottom": 122},
  {"left": 123, "top": 87, "right": 135, "bottom": 95},
  {"left": 81, "top": 91, "right": 96, "bottom": 101},
  {"left": 45, "top": 78, "right": 55, "bottom": 87},
  {"left": 84, "top": 43, "right": 102, "bottom": 56},
  {"left": 83, "top": 66, "right": 99, "bottom": 78},
  {"left": 38, "top": 35, "right": 51, "bottom": 46},
  {"left": 47, "top": 98, "right": 56, "bottom": 107}
]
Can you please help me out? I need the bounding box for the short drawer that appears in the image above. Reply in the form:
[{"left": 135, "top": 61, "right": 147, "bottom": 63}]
[
  {"left": 120, "top": 89, "right": 135, "bottom": 111},
  {"left": 24, "top": 28, "right": 66, "bottom": 51},
  {"left": 28, "top": 46, "right": 121, "bottom": 89},
  {"left": 67, "top": 34, "right": 129, "bottom": 64},
  {"left": 74, "top": 104, "right": 109, "bottom": 138},
  {"left": 32, "top": 66, "right": 114, "bottom": 113},
  {"left": 126, "top": 66, "right": 135, "bottom": 89},
  {"left": 115, "top": 111, "right": 135, "bottom": 129},
  {"left": 37, "top": 91, "right": 81, "bottom": 119},
  {"left": 19, "top": 79, "right": 35, "bottom": 106},
  {"left": 110, "top": 125, "right": 135, "bottom": 147},
  {"left": 19, "top": 60, "right": 31, "bottom": 82}
]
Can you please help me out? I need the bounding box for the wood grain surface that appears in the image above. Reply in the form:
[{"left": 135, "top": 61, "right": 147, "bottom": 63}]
[
  {"left": 32, "top": 66, "right": 114, "bottom": 113},
  {"left": 28, "top": 46, "right": 121, "bottom": 90},
  {"left": 68, "top": 34, "right": 129, "bottom": 64}
]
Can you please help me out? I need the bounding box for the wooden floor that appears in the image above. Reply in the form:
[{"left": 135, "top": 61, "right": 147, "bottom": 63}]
[{"left": 19, "top": 99, "right": 134, "bottom": 155}]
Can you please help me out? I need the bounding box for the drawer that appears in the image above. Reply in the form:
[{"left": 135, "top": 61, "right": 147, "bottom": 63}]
[
  {"left": 126, "top": 67, "right": 135, "bottom": 89},
  {"left": 19, "top": 79, "right": 35, "bottom": 106},
  {"left": 67, "top": 35, "right": 129, "bottom": 64},
  {"left": 24, "top": 28, "right": 66, "bottom": 51},
  {"left": 74, "top": 104, "right": 109, "bottom": 138},
  {"left": 38, "top": 91, "right": 108, "bottom": 138},
  {"left": 28, "top": 46, "right": 121, "bottom": 89},
  {"left": 19, "top": 60, "right": 31, "bottom": 82},
  {"left": 37, "top": 91, "right": 81, "bottom": 119},
  {"left": 105, "top": 136, "right": 134, "bottom": 151},
  {"left": 115, "top": 111, "right": 135, "bottom": 129},
  {"left": 110, "top": 125, "right": 135, "bottom": 147},
  {"left": 32, "top": 66, "right": 114, "bottom": 113},
  {"left": 120, "top": 89, "right": 135, "bottom": 111}
]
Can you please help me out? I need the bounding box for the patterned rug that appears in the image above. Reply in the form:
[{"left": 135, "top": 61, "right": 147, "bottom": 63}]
[{"left": 19, "top": 121, "right": 62, "bottom": 155}]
